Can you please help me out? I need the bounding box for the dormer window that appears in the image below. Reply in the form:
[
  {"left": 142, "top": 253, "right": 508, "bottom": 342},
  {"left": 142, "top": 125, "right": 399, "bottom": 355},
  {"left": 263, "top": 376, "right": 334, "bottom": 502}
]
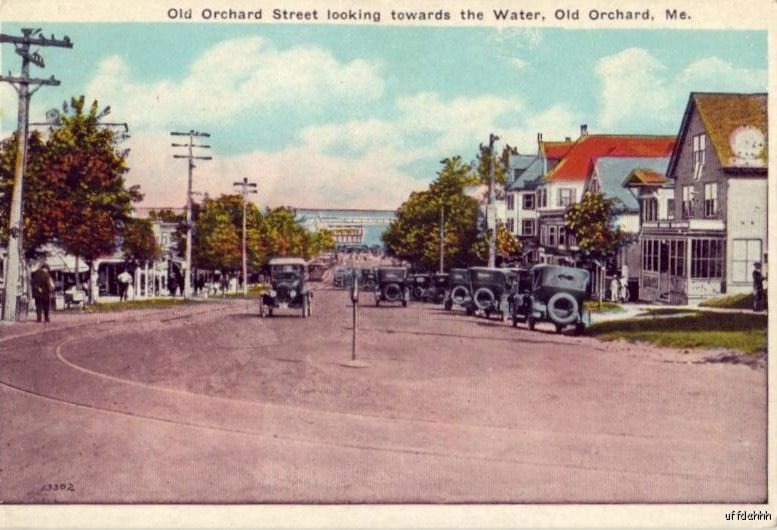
[{"left": 693, "top": 133, "right": 706, "bottom": 180}]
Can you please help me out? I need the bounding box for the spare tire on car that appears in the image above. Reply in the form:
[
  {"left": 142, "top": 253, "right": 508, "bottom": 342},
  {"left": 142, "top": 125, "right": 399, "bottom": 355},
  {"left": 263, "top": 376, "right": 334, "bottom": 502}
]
[
  {"left": 383, "top": 283, "right": 402, "bottom": 302},
  {"left": 473, "top": 287, "right": 495, "bottom": 310},
  {"left": 546, "top": 291, "right": 579, "bottom": 325}
]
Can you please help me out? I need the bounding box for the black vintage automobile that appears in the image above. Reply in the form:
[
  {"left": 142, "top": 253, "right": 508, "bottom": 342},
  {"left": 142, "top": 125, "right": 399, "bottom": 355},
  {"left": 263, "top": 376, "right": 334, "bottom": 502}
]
[
  {"left": 511, "top": 264, "right": 591, "bottom": 334},
  {"left": 408, "top": 273, "right": 431, "bottom": 301},
  {"left": 443, "top": 268, "right": 470, "bottom": 311},
  {"left": 360, "top": 268, "right": 378, "bottom": 291},
  {"left": 307, "top": 259, "right": 327, "bottom": 282},
  {"left": 333, "top": 266, "right": 354, "bottom": 288},
  {"left": 260, "top": 257, "right": 312, "bottom": 318},
  {"left": 467, "top": 267, "right": 511, "bottom": 320},
  {"left": 424, "top": 273, "right": 449, "bottom": 304},
  {"left": 374, "top": 267, "right": 410, "bottom": 307}
]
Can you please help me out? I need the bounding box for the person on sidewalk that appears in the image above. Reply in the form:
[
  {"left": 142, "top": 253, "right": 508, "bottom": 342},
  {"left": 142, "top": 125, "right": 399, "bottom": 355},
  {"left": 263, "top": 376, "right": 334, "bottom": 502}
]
[
  {"left": 752, "top": 262, "right": 766, "bottom": 312},
  {"left": 31, "top": 264, "right": 54, "bottom": 323},
  {"left": 117, "top": 268, "right": 132, "bottom": 302}
]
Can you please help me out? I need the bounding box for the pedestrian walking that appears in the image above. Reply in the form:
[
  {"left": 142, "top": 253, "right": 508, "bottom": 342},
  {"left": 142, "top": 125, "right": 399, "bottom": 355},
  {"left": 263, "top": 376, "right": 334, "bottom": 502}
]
[
  {"left": 31, "top": 264, "right": 54, "bottom": 323},
  {"left": 117, "top": 268, "right": 132, "bottom": 301},
  {"left": 609, "top": 275, "right": 620, "bottom": 302},
  {"left": 752, "top": 262, "right": 766, "bottom": 312}
]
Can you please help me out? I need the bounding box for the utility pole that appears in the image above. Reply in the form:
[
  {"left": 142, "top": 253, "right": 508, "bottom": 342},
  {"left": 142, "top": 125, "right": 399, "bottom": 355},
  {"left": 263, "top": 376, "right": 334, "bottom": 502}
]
[
  {"left": 171, "top": 130, "right": 211, "bottom": 299},
  {"left": 439, "top": 205, "right": 445, "bottom": 273},
  {"left": 233, "top": 177, "right": 257, "bottom": 296},
  {"left": 487, "top": 133, "right": 500, "bottom": 268},
  {"left": 0, "top": 28, "right": 72, "bottom": 323}
]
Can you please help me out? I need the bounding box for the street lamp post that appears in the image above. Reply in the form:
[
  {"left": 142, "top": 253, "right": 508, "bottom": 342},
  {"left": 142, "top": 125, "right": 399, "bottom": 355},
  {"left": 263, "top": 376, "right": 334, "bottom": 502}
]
[{"left": 233, "top": 177, "right": 257, "bottom": 296}]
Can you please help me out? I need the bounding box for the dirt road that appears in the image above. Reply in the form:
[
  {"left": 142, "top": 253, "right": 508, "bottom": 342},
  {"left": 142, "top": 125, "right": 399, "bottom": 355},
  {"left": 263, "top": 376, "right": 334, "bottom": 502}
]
[{"left": 0, "top": 282, "right": 766, "bottom": 503}]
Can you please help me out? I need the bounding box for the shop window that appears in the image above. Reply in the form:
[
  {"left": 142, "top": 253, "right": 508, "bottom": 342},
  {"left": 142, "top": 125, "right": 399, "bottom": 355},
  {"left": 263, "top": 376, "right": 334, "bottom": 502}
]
[{"left": 691, "top": 238, "right": 724, "bottom": 279}]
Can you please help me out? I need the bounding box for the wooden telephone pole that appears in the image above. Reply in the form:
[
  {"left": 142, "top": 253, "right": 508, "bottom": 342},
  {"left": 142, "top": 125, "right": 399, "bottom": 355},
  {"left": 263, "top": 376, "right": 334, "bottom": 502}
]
[
  {"left": 171, "top": 130, "right": 212, "bottom": 299},
  {"left": 1, "top": 28, "right": 72, "bottom": 322}
]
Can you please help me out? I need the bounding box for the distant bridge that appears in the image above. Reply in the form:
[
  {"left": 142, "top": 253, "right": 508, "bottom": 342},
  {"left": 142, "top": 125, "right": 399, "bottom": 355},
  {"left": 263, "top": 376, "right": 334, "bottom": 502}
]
[{"left": 293, "top": 208, "right": 396, "bottom": 245}]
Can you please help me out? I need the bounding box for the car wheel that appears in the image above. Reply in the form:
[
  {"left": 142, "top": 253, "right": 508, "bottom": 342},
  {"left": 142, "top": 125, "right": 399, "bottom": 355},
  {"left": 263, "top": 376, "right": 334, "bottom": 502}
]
[
  {"left": 444, "top": 299, "right": 453, "bottom": 311},
  {"left": 499, "top": 311, "right": 506, "bottom": 322},
  {"left": 527, "top": 315, "right": 535, "bottom": 330},
  {"left": 465, "top": 305, "right": 474, "bottom": 316},
  {"left": 574, "top": 322, "right": 585, "bottom": 335},
  {"left": 484, "top": 309, "right": 491, "bottom": 319},
  {"left": 511, "top": 311, "right": 518, "bottom": 327},
  {"left": 555, "top": 323, "right": 564, "bottom": 333},
  {"left": 268, "top": 307, "right": 274, "bottom": 317},
  {"left": 375, "top": 298, "right": 380, "bottom": 307},
  {"left": 402, "top": 300, "right": 407, "bottom": 307}
]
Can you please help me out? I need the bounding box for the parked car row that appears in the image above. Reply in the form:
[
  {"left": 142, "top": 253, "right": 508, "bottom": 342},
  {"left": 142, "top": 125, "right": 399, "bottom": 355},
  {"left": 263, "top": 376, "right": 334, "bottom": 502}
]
[{"left": 368, "top": 264, "right": 592, "bottom": 335}]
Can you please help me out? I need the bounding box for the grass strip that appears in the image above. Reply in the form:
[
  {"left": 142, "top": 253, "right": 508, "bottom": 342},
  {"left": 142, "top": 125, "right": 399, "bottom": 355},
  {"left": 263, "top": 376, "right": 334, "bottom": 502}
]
[{"left": 588, "top": 311, "right": 767, "bottom": 354}]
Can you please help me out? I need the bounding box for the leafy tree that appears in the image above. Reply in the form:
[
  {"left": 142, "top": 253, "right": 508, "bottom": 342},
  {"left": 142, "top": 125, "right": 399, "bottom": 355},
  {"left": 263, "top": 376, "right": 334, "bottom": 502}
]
[
  {"left": 383, "top": 156, "right": 485, "bottom": 270},
  {"left": 122, "top": 218, "right": 162, "bottom": 269},
  {"left": 42, "top": 97, "right": 140, "bottom": 301},
  {"left": 475, "top": 143, "right": 518, "bottom": 187},
  {"left": 564, "top": 191, "right": 626, "bottom": 265},
  {"left": 0, "top": 131, "right": 66, "bottom": 258},
  {"left": 495, "top": 220, "right": 522, "bottom": 259}
]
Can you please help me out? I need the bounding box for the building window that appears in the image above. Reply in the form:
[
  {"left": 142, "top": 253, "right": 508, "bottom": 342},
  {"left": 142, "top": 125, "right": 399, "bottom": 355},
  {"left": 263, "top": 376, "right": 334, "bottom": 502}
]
[
  {"left": 505, "top": 217, "right": 515, "bottom": 233},
  {"left": 506, "top": 194, "right": 515, "bottom": 211},
  {"left": 522, "top": 219, "right": 535, "bottom": 236},
  {"left": 558, "top": 226, "right": 566, "bottom": 246},
  {"left": 558, "top": 188, "right": 575, "bottom": 207},
  {"left": 522, "top": 193, "right": 535, "bottom": 210},
  {"left": 642, "top": 198, "right": 658, "bottom": 222},
  {"left": 704, "top": 182, "right": 718, "bottom": 217},
  {"left": 668, "top": 240, "right": 686, "bottom": 276},
  {"left": 693, "top": 133, "right": 706, "bottom": 180},
  {"left": 690, "top": 238, "right": 724, "bottom": 279},
  {"left": 682, "top": 185, "right": 694, "bottom": 219},
  {"left": 536, "top": 188, "right": 547, "bottom": 208},
  {"left": 666, "top": 198, "right": 675, "bottom": 220},
  {"left": 731, "top": 239, "right": 762, "bottom": 282},
  {"left": 548, "top": 225, "right": 557, "bottom": 246},
  {"left": 642, "top": 239, "right": 660, "bottom": 272}
]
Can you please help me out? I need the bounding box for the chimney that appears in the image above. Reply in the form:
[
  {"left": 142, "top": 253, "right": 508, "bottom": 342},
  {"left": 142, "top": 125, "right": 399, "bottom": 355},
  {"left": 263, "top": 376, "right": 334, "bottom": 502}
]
[
  {"left": 580, "top": 124, "right": 588, "bottom": 137},
  {"left": 537, "top": 132, "right": 543, "bottom": 154}
]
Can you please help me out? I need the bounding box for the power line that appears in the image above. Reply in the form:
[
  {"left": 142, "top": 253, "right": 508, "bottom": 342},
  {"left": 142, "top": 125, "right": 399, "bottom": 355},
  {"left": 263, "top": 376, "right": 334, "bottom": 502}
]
[
  {"left": 1, "top": 28, "right": 72, "bottom": 323},
  {"left": 171, "top": 130, "right": 212, "bottom": 299}
]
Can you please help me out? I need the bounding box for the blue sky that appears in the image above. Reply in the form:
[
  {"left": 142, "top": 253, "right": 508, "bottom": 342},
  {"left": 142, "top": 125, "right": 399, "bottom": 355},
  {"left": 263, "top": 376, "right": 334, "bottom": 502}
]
[{"left": 0, "top": 23, "right": 767, "bottom": 209}]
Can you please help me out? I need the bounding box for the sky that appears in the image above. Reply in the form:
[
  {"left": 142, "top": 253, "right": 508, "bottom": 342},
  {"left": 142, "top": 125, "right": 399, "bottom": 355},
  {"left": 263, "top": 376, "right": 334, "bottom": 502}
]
[{"left": 0, "top": 23, "right": 768, "bottom": 210}]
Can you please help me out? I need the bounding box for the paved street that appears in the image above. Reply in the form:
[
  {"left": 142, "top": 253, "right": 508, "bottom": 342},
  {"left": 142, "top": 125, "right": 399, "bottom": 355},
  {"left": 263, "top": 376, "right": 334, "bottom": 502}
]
[{"left": 0, "top": 277, "right": 767, "bottom": 504}]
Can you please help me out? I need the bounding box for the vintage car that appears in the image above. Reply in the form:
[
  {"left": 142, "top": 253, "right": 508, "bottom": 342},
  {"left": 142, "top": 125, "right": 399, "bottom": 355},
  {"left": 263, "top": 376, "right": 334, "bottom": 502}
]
[
  {"left": 307, "top": 260, "right": 327, "bottom": 282},
  {"left": 443, "top": 268, "right": 470, "bottom": 311},
  {"left": 423, "top": 273, "right": 449, "bottom": 304},
  {"left": 505, "top": 267, "right": 532, "bottom": 312},
  {"left": 511, "top": 264, "right": 591, "bottom": 334},
  {"left": 408, "top": 273, "right": 431, "bottom": 301},
  {"left": 466, "top": 267, "right": 511, "bottom": 320},
  {"left": 260, "top": 257, "right": 312, "bottom": 318},
  {"left": 374, "top": 267, "right": 410, "bottom": 307},
  {"left": 333, "top": 267, "right": 354, "bottom": 288},
  {"left": 360, "top": 268, "right": 378, "bottom": 291}
]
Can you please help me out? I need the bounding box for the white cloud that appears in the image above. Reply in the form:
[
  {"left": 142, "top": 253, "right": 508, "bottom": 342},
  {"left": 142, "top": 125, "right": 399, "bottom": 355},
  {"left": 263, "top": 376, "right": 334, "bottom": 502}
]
[
  {"left": 84, "top": 36, "right": 384, "bottom": 131},
  {"left": 596, "top": 48, "right": 767, "bottom": 130}
]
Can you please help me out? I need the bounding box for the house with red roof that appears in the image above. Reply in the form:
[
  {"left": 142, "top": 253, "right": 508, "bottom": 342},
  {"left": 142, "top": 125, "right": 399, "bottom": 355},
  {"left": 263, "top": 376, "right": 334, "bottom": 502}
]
[
  {"left": 637, "top": 92, "right": 767, "bottom": 304},
  {"left": 533, "top": 127, "right": 676, "bottom": 277}
]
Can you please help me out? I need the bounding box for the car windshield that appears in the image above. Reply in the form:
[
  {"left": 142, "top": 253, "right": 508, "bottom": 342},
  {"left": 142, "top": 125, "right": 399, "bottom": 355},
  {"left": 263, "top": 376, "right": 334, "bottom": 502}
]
[
  {"left": 379, "top": 269, "right": 405, "bottom": 281},
  {"left": 272, "top": 267, "right": 302, "bottom": 281},
  {"left": 450, "top": 271, "right": 467, "bottom": 283},
  {"left": 470, "top": 270, "right": 504, "bottom": 284}
]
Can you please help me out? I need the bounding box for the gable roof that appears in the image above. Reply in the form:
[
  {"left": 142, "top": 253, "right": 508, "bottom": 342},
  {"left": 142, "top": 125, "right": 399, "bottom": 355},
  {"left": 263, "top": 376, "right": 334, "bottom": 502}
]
[
  {"left": 593, "top": 157, "right": 670, "bottom": 212},
  {"left": 506, "top": 156, "right": 544, "bottom": 191},
  {"left": 545, "top": 135, "right": 676, "bottom": 182},
  {"left": 623, "top": 169, "right": 669, "bottom": 188},
  {"left": 666, "top": 92, "right": 767, "bottom": 177}
]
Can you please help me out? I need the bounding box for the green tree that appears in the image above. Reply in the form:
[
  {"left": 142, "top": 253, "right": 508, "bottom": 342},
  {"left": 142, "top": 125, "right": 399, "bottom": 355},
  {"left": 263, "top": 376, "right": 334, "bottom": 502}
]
[
  {"left": 383, "top": 156, "right": 485, "bottom": 270},
  {"left": 43, "top": 97, "right": 140, "bottom": 301},
  {"left": 121, "top": 218, "right": 162, "bottom": 269},
  {"left": 564, "top": 191, "right": 626, "bottom": 265},
  {"left": 0, "top": 131, "right": 53, "bottom": 258},
  {"left": 495, "top": 220, "right": 522, "bottom": 260},
  {"left": 475, "top": 143, "right": 518, "bottom": 186}
]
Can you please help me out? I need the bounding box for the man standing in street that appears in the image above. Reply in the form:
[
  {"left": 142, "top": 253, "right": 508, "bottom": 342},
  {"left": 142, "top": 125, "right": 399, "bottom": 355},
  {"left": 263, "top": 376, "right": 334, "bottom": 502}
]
[
  {"left": 31, "top": 263, "right": 54, "bottom": 323},
  {"left": 752, "top": 262, "right": 766, "bottom": 312}
]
